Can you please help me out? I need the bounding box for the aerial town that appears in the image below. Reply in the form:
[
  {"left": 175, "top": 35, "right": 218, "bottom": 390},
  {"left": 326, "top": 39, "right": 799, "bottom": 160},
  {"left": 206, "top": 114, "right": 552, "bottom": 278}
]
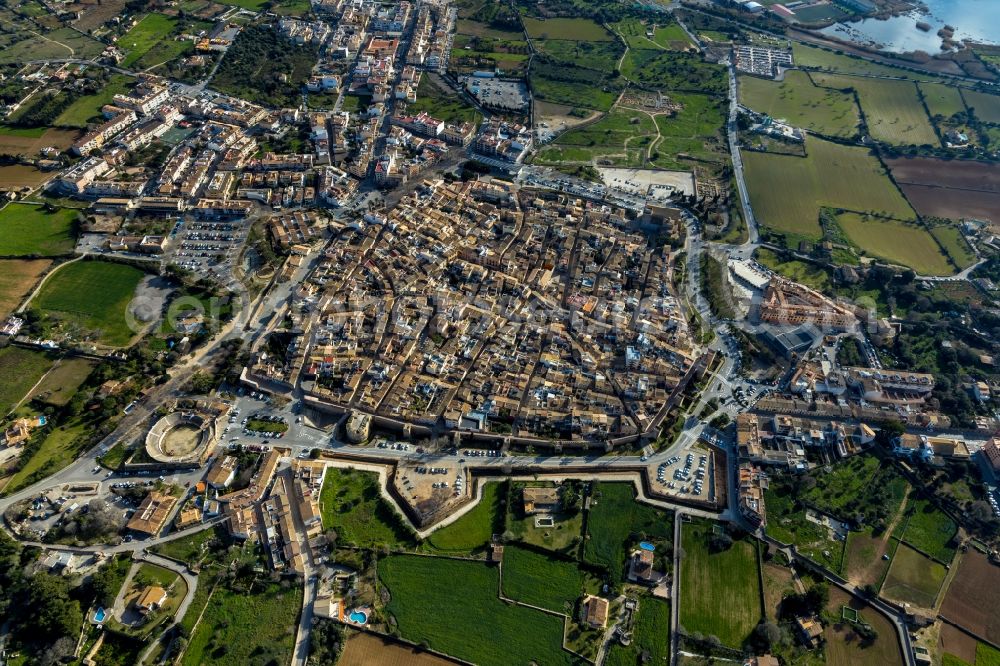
[{"left": 0, "top": 0, "right": 997, "bottom": 663}]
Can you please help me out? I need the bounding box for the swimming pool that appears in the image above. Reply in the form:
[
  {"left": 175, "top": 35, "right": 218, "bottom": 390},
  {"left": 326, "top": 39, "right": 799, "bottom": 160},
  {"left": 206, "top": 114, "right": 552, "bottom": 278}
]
[
  {"left": 93, "top": 607, "right": 107, "bottom": 623},
  {"left": 349, "top": 610, "right": 368, "bottom": 624},
  {"left": 639, "top": 541, "right": 655, "bottom": 552}
]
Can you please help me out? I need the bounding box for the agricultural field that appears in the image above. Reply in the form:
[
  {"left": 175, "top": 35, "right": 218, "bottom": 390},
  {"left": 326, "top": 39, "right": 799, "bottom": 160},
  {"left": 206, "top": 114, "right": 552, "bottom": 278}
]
[
  {"left": 32, "top": 260, "right": 145, "bottom": 346},
  {"left": 790, "top": 42, "right": 930, "bottom": 81},
  {"left": 940, "top": 641, "right": 1000, "bottom": 666},
  {"left": 584, "top": 482, "right": 672, "bottom": 578},
  {"left": 897, "top": 497, "right": 957, "bottom": 563},
  {"left": 834, "top": 212, "right": 954, "bottom": 276},
  {"left": 920, "top": 82, "right": 967, "bottom": 119},
  {"left": 535, "top": 109, "right": 657, "bottom": 168},
  {"left": 962, "top": 89, "right": 1000, "bottom": 124},
  {"left": 182, "top": 581, "right": 301, "bottom": 666},
  {"left": 679, "top": 520, "right": 761, "bottom": 648},
  {"left": 744, "top": 137, "right": 916, "bottom": 243},
  {"left": 886, "top": 156, "right": 1000, "bottom": 221},
  {"left": 930, "top": 225, "right": 978, "bottom": 270},
  {"left": 338, "top": 631, "right": 460, "bottom": 666},
  {"left": 319, "top": 467, "right": 415, "bottom": 549},
  {"left": 27, "top": 357, "right": 95, "bottom": 407},
  {"left": 403, "top": 75, "right": 481, "bottom": 124},
  {"left": 881, "top": 543, "right": 946, "bottom": 608},
  {"left": 824, "top": 587, "right": 904, "bottom": 666},
  {"left": 0, "top": 346, "right": 55, "bottom": 416},
  {"left": 424, "top": 481, "right": 503, "bottom": 553},
  {"left": 842, "top": 529, "right": 898, "bottom": 590},
  {"left": 0, "top": 258, "right": 50, "bottom": 318},
  {"left": 0, "top": 28, "right": 105, "bottom": 64},
  {"left": 0, "top": 204, "right": 78, "bottom": 257},
  {"left": 0, "top": 125, "right": 79, "bottom": 154},
  {"left": 0, "top": 164, "right": 51, "bottom": 190},
  {"left": 522, "top": 17, "right": 613, "bottom": 41},
  {"left": 501, "top": 546, "right": 595, "bottom": 613},
  {"left": 940, "top": 550, "right": 1000, "bottom": 645},
  {"left": 54, "top": 75, "right": 135, "bottom": 127},
  {"left": 455, "top": 19, "right": 524, "bottom": 41},
  {"left": 738, "top": 70, "right": 859, "bottom": 137},
  {"left": 119, "top": 14, "right": 180, "bottom": 68},
  {"left": 613, "top": 18, "right": 692, "bottom": 51},
  {"left": 811, "top": 74, "right": 938, "bottom": 146},
  {"left": 379, "top": 555, "right": 583, "bottom": 666},
  {"left": 603, "top": 597, "right": 670, "bottom": 666}
]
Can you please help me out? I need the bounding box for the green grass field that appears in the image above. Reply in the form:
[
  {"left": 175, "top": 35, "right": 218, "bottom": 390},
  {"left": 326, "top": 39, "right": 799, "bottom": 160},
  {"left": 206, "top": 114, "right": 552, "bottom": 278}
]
[
  {"left": 536, "top": 109, "right": 656, "bottom": 168},
  {"left": 0, "top": 124, "right": 47, "bottom": 138},
  {"left": 680, "top": 521, "right": 761, "bottom": 648},
  {"left": 755, "top": 248, "right": 831, "bottom": 291},
  {"left": 4, "top": 414, "right": 89, "bottom": 494},
  {"left": 501, "top": 546, "right": 595, "bottom": 613},
  {"left": 963, "top": 89, "right": 1000, "bottom": 124},
  {"left": 603, "top": 597, "right": 670, "bottom": 666},
  {"left": 743, "top": 136, "right": 916, "bottom": 242},
  {"left": 584, "top": 482, "right": 672, "bottom": 578},
  {"left": 898, "top": 498, "right": 957, "bottom": 563},
  {"left": 379, "top": 555, "right": 583, "bottom": 666},
  {"left": 620, "top": 48, "right": 726, "bottom": 95},
  {"left": 119, "top": 14, "right": 179, "bottom": 68},
  {"left": 835, "top": 212, "right": 954, "bottom": 275},
  {"left": 523, "top": 17, "right": 612, "bottom": 41},
  {"left": 738, "top": 70, "right": 859, "bottom": 137},
  {"left": 28, "top": 357, "right": 95, "bottom": 407},
  {"left": 182, "top": 581, "right": 301, "bottom": 666},
  {"left": 920, "top": 82, "right": 967, "bottom": 119},
  {"left": 791, "top": 42, "right": 930, "bottom": 81},
  {"left": 651, "top": 92, "right": 728, "bottom": 169},
  {"left": 0, "top": 346, "right": 55, "bottom": 415},
  {"left": 944, "top": 642, "right": 1000, "bottom": 666},
  {"left": 881, "top": 543, "right": 946, "bottom": 608},
  {"left": 930, "top": 225, "right": 978, "bottom": 270},
  {"left": 0, "top": 204, "right": 77, "bottom": 256},
  {"left": 613, "top": 18, "right": 692, "bottom": 51},
  {"left": 811, "top": 74, "right": 938, "bottom": 146},
  {"left": 319, "top": 467, "right": 415, "bottom": 549},
  {"left": 404, "top": 75, "right": 481, "bottom": 124},
  {"left": 425, "top": 481, "right": 503, "bottom": 553},
  {"left": 529, "top": 69, "right": 621, "bottom": 112},
  {"left": 54, "top": 74, "right": 134, "bottom": 127},
  {"left": 33, "top": 260, "right": 144, "bottom": 346},
  {"left": 534, "top": 39, "right": 622, "bottom": 73}
]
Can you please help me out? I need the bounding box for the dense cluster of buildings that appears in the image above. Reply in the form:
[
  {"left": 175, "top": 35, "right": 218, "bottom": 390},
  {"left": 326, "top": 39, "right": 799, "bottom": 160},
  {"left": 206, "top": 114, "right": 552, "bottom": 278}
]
[{"left": 243, "top": 178, "right": 702, "bottom": 446}]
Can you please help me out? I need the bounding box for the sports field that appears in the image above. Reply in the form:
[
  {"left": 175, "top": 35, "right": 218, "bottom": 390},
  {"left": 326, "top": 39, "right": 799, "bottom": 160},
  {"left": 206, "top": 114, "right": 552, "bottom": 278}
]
[
  {"left": 679, "top": 520, "right": 761, "bottom": 648},
  {"left": 119, "top": 13, "right": 179, "bottom": 68},
  {"left": 881, "top": 543, "right": 946, "bottom": 608},
  {"left": 33, "top": 260, "right": 145, "bottom": 346},
  {"left": 739, "top": 70, "right": 859, "bottom": 137},
  {"left": 0, "top": 259, "right": 50, "bottom": 318},
  {"left": 523, "top": 17, "right": 613, "bottom": 41},
  {"left": 0, "top": 204, "right": 77, "bottom": 256},
  {"left": 379, "top": 555, "right": 581, "bottom": 666},
  {"left": 962, "top": 89, "right": 1000, "bottom": 124},
  {"left": 920, "top": 82, "right": 967, "bottom": 118},
  {"left": 743, "top": 137, "right": 916, "bottom": 241},
  {"left": 835, "top": 212, "right": 953, "bottom": 276},
  {"left": 812, "top": 74, "right": 938, "bottom": 146}
]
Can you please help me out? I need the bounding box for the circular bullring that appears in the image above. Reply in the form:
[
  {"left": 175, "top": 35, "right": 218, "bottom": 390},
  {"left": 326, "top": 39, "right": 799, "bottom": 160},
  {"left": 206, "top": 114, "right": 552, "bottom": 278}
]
[{"left": 145, "top": 411, "right": 213, "bottom": 463}]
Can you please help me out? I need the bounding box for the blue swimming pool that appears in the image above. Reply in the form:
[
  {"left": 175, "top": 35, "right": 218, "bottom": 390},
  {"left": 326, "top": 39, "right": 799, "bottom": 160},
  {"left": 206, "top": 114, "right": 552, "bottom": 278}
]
[
  {"left": 349, "top": 610, "right": 368, "bottom": 624},
  {"left": 93, "top": 607, "right": 107, "bottom": 623},
  {"left": 639, "top": 541, "right": 655, "bottom": 552}
]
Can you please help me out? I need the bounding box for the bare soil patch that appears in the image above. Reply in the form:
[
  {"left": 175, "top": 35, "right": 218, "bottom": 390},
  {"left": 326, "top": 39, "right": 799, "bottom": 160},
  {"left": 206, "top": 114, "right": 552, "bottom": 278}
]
[
  {"left": 338, "top": 631, "right": 461, "bottom": 666},
  {"left": 0, "top": 258, "right": 51, "bottom": 318},
  {"left": 887, "top": 157, "right": 1000, "bottom": 221},
  {"left": 940, "top": 550, "right": 1000, "bottom": 645},
  {"left": 938, "top": 622, "right": 978, "bottom": 664}
]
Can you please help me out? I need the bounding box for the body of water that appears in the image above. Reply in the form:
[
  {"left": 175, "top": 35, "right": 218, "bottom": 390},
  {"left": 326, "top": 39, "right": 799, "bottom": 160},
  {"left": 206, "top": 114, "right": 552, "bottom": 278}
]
[{"left": 819, "top": 0, "right": 1000, "bottom": 54}]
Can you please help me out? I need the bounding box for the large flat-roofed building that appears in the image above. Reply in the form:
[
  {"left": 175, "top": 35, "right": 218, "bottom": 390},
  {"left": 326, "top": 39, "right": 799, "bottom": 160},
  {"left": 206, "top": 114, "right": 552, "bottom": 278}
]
[
  {"left": 983, "top": 437, "right": 1000, "bottom": 471},
  {"left": 127, "top": 491, "right": 178, "bottom": 536}
]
